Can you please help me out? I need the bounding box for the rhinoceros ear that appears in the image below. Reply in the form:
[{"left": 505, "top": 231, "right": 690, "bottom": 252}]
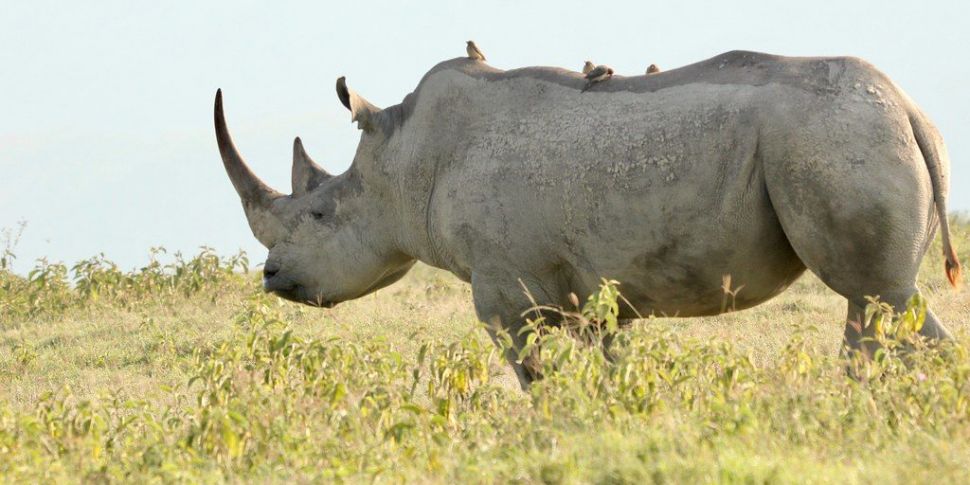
[
  {"left": 291, "top": 137, "right": 332, "bottom": 196},
  {"left": 336, "top": 76, "right": 381, "bottom": 132}
]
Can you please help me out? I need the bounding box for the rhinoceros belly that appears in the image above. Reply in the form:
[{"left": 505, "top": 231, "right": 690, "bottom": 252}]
[{"left": 559, "top": 156, "right": 807, "bottom": 318}]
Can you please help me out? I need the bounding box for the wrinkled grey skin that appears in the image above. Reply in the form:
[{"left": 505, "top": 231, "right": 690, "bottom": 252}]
[{"left": 216, "top": 50, "right": 960, "bottom": 389}]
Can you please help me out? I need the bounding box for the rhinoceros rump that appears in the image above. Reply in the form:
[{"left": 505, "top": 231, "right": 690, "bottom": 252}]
[{"left": 215, "top": 50, "right": 960, "bottom": 389}]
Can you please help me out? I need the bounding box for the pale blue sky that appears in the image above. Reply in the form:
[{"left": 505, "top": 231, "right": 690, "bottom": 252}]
[{"left": 1, "top": 0, "right": 968, "bottom": 272}]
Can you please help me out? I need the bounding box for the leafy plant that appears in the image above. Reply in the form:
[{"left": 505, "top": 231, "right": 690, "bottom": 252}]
[{"left": 1, "top": 246, "right": 252, "bottom": 322}]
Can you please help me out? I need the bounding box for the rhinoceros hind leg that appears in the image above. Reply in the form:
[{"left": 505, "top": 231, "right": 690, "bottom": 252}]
[
  {"left": 763, "top": 143, "right": 953, "bottom": 353},
  {"left": 843, "top": 293, "right": 952, "bottom": 357}
]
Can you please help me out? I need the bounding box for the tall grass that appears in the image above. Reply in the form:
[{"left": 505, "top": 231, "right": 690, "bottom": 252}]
[
  {"left": 0, "top": 247, "right": 248, "bottom": 323},
  {"left": 1, "top": 259, "right": 969, "bottom": 482},
  {"left": 1, "top": 226, "right": 969, "bottom": 483}
]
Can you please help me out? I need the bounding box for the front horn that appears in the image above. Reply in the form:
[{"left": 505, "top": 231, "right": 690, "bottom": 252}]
[{"left": 214, "top": 89, "right": 283, "bottom": 208}]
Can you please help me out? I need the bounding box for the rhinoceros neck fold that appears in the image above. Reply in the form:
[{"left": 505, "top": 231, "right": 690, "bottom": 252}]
[{"left": 364, "top": 139, "right": 463, "bottom": 278}]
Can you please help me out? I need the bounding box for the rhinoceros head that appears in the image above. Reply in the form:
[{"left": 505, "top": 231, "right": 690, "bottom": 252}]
[{"left": 214, "top": 79, "right": 414, "bottom": 307}]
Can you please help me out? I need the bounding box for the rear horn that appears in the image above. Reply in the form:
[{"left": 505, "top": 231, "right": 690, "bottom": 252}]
[{"left": 291, "top": 137, "right": 332, "bottom": 196}]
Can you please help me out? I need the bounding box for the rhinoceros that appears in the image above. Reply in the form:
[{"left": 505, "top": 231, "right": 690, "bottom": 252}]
[{"left": 215, "top": 50, "right": 960, "bottom": 388}]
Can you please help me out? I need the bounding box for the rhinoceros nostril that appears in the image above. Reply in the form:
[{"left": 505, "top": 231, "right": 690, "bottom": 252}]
[{"left": 263, "top": 262, "right": 280, "bottom": 279}]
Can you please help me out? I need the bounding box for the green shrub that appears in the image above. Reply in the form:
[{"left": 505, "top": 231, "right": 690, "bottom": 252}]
[
  {"left": 1, "top": 280, "right": 968, "bottom": 483},
  {"left": 0, "top": 247, "right": 251, "bottom": 323}
]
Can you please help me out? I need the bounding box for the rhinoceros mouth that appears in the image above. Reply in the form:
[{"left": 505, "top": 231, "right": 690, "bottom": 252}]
[
  {"left": 263, "top": 275, "right": 338, "bottom": 308},
  {"left": 303, "top": 294, "right": 337, "bottom": 308},
  {"left": 267, "top": 284, "right": 338, "bottom": 308}
]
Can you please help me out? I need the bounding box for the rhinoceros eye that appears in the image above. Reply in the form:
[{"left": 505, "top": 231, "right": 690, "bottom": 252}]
[{"left": 308, "top": 203, "right": 334, "bottom": 222}]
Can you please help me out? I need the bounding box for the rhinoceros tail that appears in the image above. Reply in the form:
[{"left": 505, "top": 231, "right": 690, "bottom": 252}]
[{"left": 910, "top": 111, "right": 961, "bottom": 287}]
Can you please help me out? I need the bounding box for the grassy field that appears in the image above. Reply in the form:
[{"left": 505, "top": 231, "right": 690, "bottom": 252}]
[{"left": 1, "top": 224, "right": 970, "bottom": 483}]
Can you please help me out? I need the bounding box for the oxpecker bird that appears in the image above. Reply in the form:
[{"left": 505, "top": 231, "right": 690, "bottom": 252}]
[
  {"left": 581, "top": 65, "right": 614, "bottom": 92},
  {"left": 646, "top": 64, "right": 661, "bottom": 74},
  {"left": 582, "top": 61, "right": 595, "bottom": 74},
  {"left": 466, "top": 41, "right": 486, "bottom": 61}
]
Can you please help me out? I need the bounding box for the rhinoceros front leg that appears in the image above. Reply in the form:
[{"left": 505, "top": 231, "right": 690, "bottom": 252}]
[{"left": 471, "top": 271, "right": 556, "bottom": 390}]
